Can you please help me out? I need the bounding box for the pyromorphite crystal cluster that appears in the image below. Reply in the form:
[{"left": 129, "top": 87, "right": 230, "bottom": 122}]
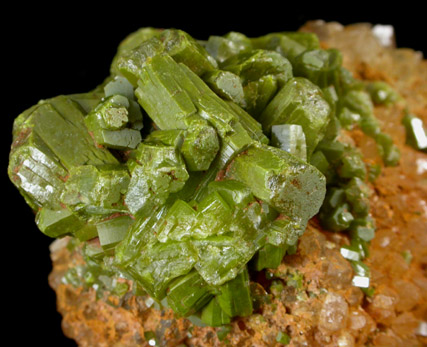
[{"left": 8, "top": 27, "right": 400, "bottom": 327}]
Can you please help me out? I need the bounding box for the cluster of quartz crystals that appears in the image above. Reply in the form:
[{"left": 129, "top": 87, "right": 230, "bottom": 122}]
[{"left": 8, "top": 27, "right": 402, "bottom": 326}]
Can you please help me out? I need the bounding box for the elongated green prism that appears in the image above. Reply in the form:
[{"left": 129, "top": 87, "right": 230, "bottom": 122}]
[
  {"left": 167, "top": 270, "right": 213, "bottom": 317},
  {"left": 30, "top": 97, "right": 118, "bottom": 170},
  {"left": 136, "top": 53, "right": 253, "bottom": 141},
  {"left": 293, "top": 49, "right": 342, "bottom": 88},
  {"left": 134, "top": 53, "right": 258, "bottom": 178},
  {"left": 203, "top": 69, "right": 246, "bottom": 107},
  {"left": 349, "top": 216, "right": 376, "bottom": 242},
  {"left": 92, "top": 128, "right": 142, "bottom": 150},
  {"left": 192, "top": 235, "right": 255, "bottom": 286},
  {"left": 271, "top": 124, "right": 307, "bottom": 161},
  {"left": 201, "top": 297, "right": 231, "bottom": 327},
  {"left": 60, "top": 164, "right": 130, "bottom": 219},
  {"left": 110, "top": 27, "right": 163, "bottom": 77},
  {"left": 344, "top": 177, "right": 371, "bottom": 217},
  {"left": 181, "top": 119, "right": 220, "bottom": 171},
  {"left": 402, "top": 113, "right": 427, "bottom": 152},
  {"left": 97, "top": 215, "right": 134, "bottom": 250},
  {"left": 194, "top": 191, "right": 233, "bottom": 238},
  {"left": 254, "top": 243, "right": 287, "bottom": 271},
  {"left": 205, "top": 31, "right": 252, "bottom": 64},
  {"left": 342, "top": 90, "right": 379, "bottom": 136},
  {"left": 104, "top": 76, "right": 135, "bottom": 101},
  {"left": 243, "top": 75, "right": 279, "bottom": 117},
  {"left": 36, "top": 207, "right": 87, "bottom": 238},
  {"left": 135, "top": 54, "right": 198, "bottom": 130},
  {"left": 116, "top": 29, "right": 216, "bottom": 85},
  {"left": 9, "top": 137, "right": 68, "bottom": 211},
  {"left": 375, "top": 133, "right": 400, "bottom": 166},
  {"left": 225, "top": 101, "right": 268, "bottom": 144},
  {"left": 259, "top": 77, "right": 331, "bottom": 157},
  {"left": 225, "top": 143, "right": 326, "bottom": 221},
  {"left": 310, "top": 150, "right": 330, "bottom": 176},
  {"left": 320, "top": 203, "right": 354, "bottom": 232},
  {"left": 126, "top": 240, "right": 198, "bottom": 299},
  {"left": 160, "top": 29, "right": 217, "bottom": 76},
  {"left": 8, "top": 95, "right": 118, "bottom": 211},
  {"left": 264, "top": 218, "right": 305, "bottom": 248},
  {"left": 221, "top": 49, "right": 293, "bottom": 87},
  {"left": 125, "top": 141, "right": 189, "bottom": 216},
  {"left": 207, "top": 180, "right": 254, "bottom": 208},
  {"left": 251, "top": 32, "right": 315, "bottom": 64},
  {"left": 156, "top": 199, "right": 198, "bottom": 242},
  {"left": 216, "top": 266, "right": 253, "bottom": 317},
  {"left": 366, "top": 81, "right": 399, "bottom": 105},
  {"left": 220, "top": 49, "right": 293, "bottom": 117},
  {"left": 68, "top": 91, "right": 105, "bottom": 114}
]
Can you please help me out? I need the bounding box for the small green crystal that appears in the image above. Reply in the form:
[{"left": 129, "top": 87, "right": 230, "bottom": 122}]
[
  {"left": 259, "top": 77, "right": 331, "bottom": 156},
  {"left": 402, "top": 113, "right": 427, "bottom": 152}
]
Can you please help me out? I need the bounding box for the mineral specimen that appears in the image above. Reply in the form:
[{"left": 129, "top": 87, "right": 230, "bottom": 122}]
[{"left": 9, "top": 21, "right": 427, "bottom": 346}]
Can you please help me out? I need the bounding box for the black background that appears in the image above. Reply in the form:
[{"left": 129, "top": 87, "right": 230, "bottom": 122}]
[{"left": 3, "top": 6, "right": 425, "bottom": 345}]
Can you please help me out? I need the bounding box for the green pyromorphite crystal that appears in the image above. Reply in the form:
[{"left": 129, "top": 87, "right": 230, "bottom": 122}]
[
  {"left": 220, "top": 49, "right": 293, "bottom": 116},
  {"left": 36, "top": 207, "right": 89, "bottom": 239},
  {"left": 293, "top": 48, "right": 342, "bottom": 88},
  {"left": 61, "top": 164, "right": 130, "bottom": 219},
  {"left": 251, "top": 32, "right": 319, "bottom": 64},
  {"left": 9, "top": 26, "right": 402, "bottom": 328},
  {"left": 110, "top": 27, "right": 163, "bottom": 77},
  {"left": 192, "top": 234, "right": 253, "bottom": 286},
  {"left": 181, "top": 119, "right": 220, "bottom": 171},
  {"left": 8, "top": 95, "right": 118, "bottom": 208},
  {"left": 167, "top": 270, "right": 213, "bottom": 317},
  {"left": 116, "top": 29, "right": 216, "bottom": 85},
  {"left": 221, "top": 49, "right": 293, "bottom": 88},
  {"left": 271, "top": 124, "right": 307, "bottom": 161},
  {"left": 97, "top": 215, "right": 135, "bottom": 251},
  {"left": 126, "top": 240, "right": 198, "bottom": 299},
  {"left": 125, "top": 141, "right": 189, "bottom": 216},
  {"left": 68, "top": 91, "right": 105, "bottom": 114},
  {"left": 402, "top": 113, "right": 427, "bottom": 152},
  {"left": 119, "top": 180, "right": 274, "bottom": 288},
  {"left": 225, "top": 143, "right": 326, "bottom": 221},
  {"left": 216, "top": 266, "right": 253, "bottom": 317},
  {"left": 8, "top": 94, "right": 124, "bottom": 241},
  {"left": 155, "top": 199, "right": 198, "bottom": 242},
  {"left": 366, "top": 81, "right": 399, "bottom": 105},
  {"left": 205, "top": 31, "right": 252, "bottom": 64},
  {"left": 133, "top": 52, "right": 264, "bottom": 176},
  {"left": 201, "top": 297, "right": 231, "bottom": 327},
  {"left": 84, "top": 94, "right": 143, "bottom": 150},
  {"left": 259, "top": 77, "right": 331, "bottom": 157},
  {"left": 203, "top": 69, "right": 246, "bottom": 108},
  {"left": 104, "top": 75, "right": 135, "bottom": 100}
]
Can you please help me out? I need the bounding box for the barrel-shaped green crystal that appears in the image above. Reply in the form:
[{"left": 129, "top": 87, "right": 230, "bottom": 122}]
[
  {"left": 217, "top": 266, "right": 253, "bottom": 317},
  {"left": 167, "top": 270, "right": 214, "bottom": 317},
  {"left": 402, "top": 113, "right": 427, "bottom": 152},
  {"left": 259, "top": 77, "right": 331, "bottom": 157},
  {"left": 225, "top": 143, "right": 326, "bottom": 221}
]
